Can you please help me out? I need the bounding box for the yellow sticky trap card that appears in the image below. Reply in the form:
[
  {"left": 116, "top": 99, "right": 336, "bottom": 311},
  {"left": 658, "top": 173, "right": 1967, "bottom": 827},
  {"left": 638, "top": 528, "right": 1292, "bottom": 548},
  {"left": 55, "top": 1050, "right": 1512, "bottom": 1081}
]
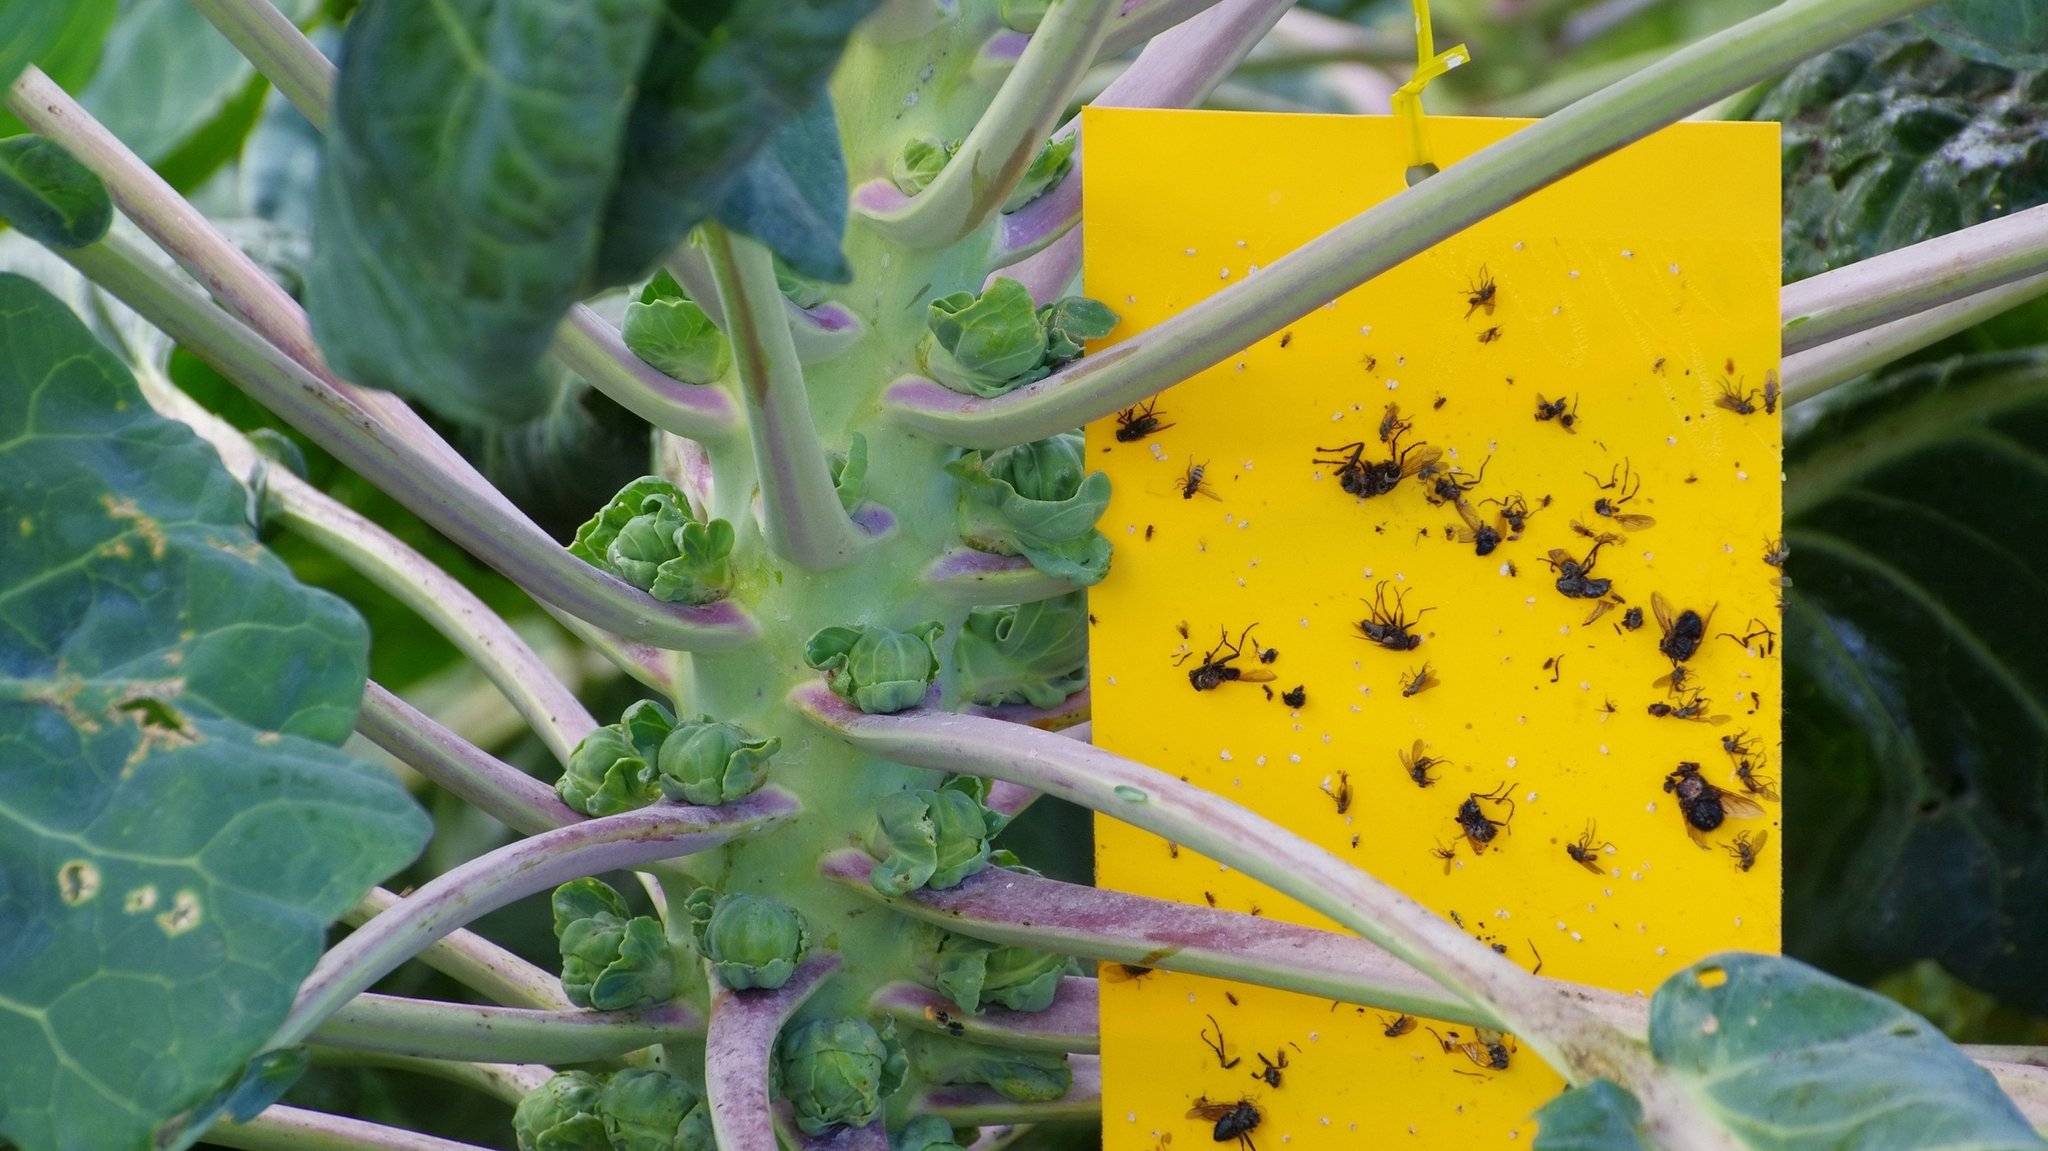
[{"left": 1084, "top": 110, "right": 1781, "bottom": 1147}]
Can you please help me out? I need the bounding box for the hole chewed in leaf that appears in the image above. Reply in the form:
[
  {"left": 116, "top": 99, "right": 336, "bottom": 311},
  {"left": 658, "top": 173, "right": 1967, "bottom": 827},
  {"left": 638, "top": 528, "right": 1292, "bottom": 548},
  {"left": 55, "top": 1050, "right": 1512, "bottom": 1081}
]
[
  {"left": 57, "top": 861, "right": 101, "bottom": 905},
  {"left": 1694, "top": 965, "right": 1728, "bottom": 988},
  {"left": 156, "top": 890, "right": 203, "bottom": 936}
]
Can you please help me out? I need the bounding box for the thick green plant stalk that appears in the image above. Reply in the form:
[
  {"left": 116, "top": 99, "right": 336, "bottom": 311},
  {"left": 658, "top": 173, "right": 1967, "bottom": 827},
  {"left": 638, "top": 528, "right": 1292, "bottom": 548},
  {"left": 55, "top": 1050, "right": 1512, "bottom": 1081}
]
[{"left": 10, "top": 0, "right": 2048, "bottom": 1149}]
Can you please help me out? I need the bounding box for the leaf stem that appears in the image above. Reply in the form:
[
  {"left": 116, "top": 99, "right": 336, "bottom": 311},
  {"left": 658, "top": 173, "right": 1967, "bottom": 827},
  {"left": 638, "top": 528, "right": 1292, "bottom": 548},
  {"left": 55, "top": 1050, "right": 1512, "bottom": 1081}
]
[
  {"left": 183, "top": 0, "right": 334, "bottom": 130},
  {"left": 304, "top": 1049, "right": 553, "bottom": 1103},
  {"left": 700, "top": 224, "right": 872, "bottom": 570},
  {"left": 312, "top": 993, "right": 702, "bottom": 1065},
  {"left": 705, "top": 955, "right": 843, "bottom": 1151},
  {"left": 886, "top": 0, "right": 1946, "bottom": 448},
  {"left": 908, "top": 1057, "right": 1100, "bottom": 1125},
  {"left": 276, "top": 792, "right": 798, "bottom": 1048},
  {"left": 206, "top": 1105, "right": 502, "bottom": 1151},
  {"left": 343, "top": 888, "right": 571, "bottom": 1010},
  {"left": 921, "top": 550, "right": 1087, "bottom": 608},
  {"left": 537, "top": 602, "right": 675, "bottom": 696},
  {"left": 794, "top": 687, "right": 1624, "bottom": 1079},
  {"left": 1783, "top": 204, "right": 2048, "bottom": 355},
  {"left": 132, "top": 369, "right": 602, "bottom": 762},
  {"left": 50, "top": 233, "right": 758, "bottom": 650},
  {"left": 874, "top": 978, "right": 1100, "bottom": 1053},
  {"left": 555, "top": 304, "right": 745, "bottom": 442},
  {"left": 1781, "top": 272, "right": 2048, "bottom": 406},
  {"left": 357, "top": 684, "right": 583, "bottom": 835},
  {"left": 820, "top": 850, "right": 1645, "bottom": 1036},
  {"left": 1100, "top": 0, "right": 1232, "bottom": 58},
  {"left": 855, "top": 0, "right": 1117, "bottom": 248}
]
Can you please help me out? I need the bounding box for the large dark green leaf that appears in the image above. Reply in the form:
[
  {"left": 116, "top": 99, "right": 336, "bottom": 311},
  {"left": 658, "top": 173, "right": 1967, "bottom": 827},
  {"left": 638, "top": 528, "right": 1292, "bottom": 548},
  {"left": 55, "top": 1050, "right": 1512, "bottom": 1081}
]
[
  {"left": 714, "top": 97, "right": 853, "bottom": 283},
  {"left": 1783, "top": 351, "right": 2048, "bottom": 1011},
  {"left": 306, "top": 0, "right": 662, "bottom": 425},
  {"left": 1917, "top": 1, "right": 2048, "bottom": 67},
  {"left": 1756, "top": 27, "right": 2048, "bottom": 283},
  {"left": 0, "top": 275, "right": 429, "bottom": 1151},
  {"left": 0, "top": 134, "right": 112, "bottom": 247},
  {"left": 0, "top": 0, "right": 117, "bottom": 137},
  {"left": 1647, "top": 954, "right": 2041, "bottom": 1149},
  {"left": 1531, "top": 1081, "right": 1646, "bottom": 1151},
  {"left": 591, "top": 0, "right": 879, "bottom": 285}
]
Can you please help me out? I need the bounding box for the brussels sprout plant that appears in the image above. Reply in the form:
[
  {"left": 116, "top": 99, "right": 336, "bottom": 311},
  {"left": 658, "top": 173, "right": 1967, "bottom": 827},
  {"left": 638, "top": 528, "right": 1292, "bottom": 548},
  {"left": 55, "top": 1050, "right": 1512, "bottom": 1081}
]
[{"left": 2, "top": 1, "right": 2047, "bottom": 1151}]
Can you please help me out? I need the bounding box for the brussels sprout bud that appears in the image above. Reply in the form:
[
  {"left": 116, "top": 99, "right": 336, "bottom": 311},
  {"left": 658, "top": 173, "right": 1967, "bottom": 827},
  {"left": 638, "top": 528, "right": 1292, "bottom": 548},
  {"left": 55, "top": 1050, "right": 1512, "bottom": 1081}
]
[
  {"left": 551, "top": 878, "right": 677, "bottom": 1011},
  {"left": 1037, "top": 295, "right": 1117, "bottom": 366},
  {"left": 556, "top": 725, "right": 657, "bottom": 816},
  {"left": 568, "top": 477, "right": 736, "bottom": 604},
  {"left": 1002, "top": 135, "right": 1076, "bottom": 213},
  {"left": 598, "top": 1068, "right": 714, "bottom": 1151},
  {"left": 513, "top": 1070, "right": 610, "bottom": 1151},
  {"left": 908, "top": 921, "right": 1074, "bottom": 1014},
  {"left": 829, "top": 433, "right": 870, "bottom": 514},
  {"left": 946, "top": 434, "right": 1112, "bottom": 586},
  {"left": 894, "top": 1115, "right": 973, "bottom": 1151},
  {"left": 623, "top": 271, "right": 731, "bottom": 384},
  {"left": 654, "top": 715, "right": 779, "bottom": 805},
  {"left": 555, "top": 700, "right": 678, "bottom": 816},
  {"left": 911, "top": 1034, "right": 1074, "bottom": 1102},
  {"left": 776, "top": 1016, "right": 908, "bottom": 1135},
  {"left": 868, "top": 776, "right": 1006, "bottom": 896},
  {"left": 685, "top": 888, "right": 810, "bottom": 990},
  {"left": 925, "top": 278, "right": 1050, "bottom": 397},
  {"left": 890, "top": 135, "right": 957, "bottom": 198},
  {"left": 952, "top": 593, "right": 1088, "bottom": 709},
  {"left": 805, "top": 621, "right": 945, "bottom": 714}
]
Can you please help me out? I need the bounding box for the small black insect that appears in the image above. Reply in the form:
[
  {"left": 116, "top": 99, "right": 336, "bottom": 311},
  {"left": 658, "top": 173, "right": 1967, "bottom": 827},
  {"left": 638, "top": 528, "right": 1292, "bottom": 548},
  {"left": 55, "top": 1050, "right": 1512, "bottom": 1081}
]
[
  {"left": 1177, "top": 620, "right": 1192, "bottom": 639},
  {"left": 1726, "top": 828, "right": 1769, "bottom": 872},
  {"left": 1719, "top": 617, "right": 1777, "bottom": 656},
  {"left": 1103, "top": 963, "right": 1155, "bottom": 983},
  {"left": 1715, "top": 375, "right": 1765, "bottom": 415},
  {"left": 1455, "top": 783, "right": 1515, "bottom": 854},
  {"left": 1251, "top": 1049, "right": 1289, "bottom": 1088},
  {"left": 1226, "top": 992, "right": 1239, "bottom": 1006},
  {"left": 1145, "top": 524, "right": 1156, "bottom": 541},
  {"left": 1115, "top": 398, "right": 1173, "bottom": 442},
  {"left": 1188, "top": 1098, "right": 1262, "bottom": 1151},
  {"left": 1478, "top": 325, "right": 1503, "bottom": 344},
  {"left": 1400, "top": 662, "right": 1439, "bottom": 697},
  {"left": 1378, "top": 401, "right": 1412, "bottom": 444},
  {"left": 1279, "top": 330, "right": 1293, "bottom": 349},
  {"left": 1381, "top": 1013, "right": 1417, "bottom": 1037},
  {"left": 1546, "top": 534, "right": 1617, "bottom": 600},
  {"left": 1534, "top": 393, "right": 1579, "bottom": 432},
  {"left": 1664, "top": 761, "right": 1766, "bottom": 847},
  {"left": 1401, "top": 739, "right": 1442, "bottom": 788},
  {"left": 1646, "top": 689, "right": 1728, "bottom": 725},
  {"left": 1652, "top": 356, "right": 1667, "bottom": 375},
  {"left": 1430, "top": 1027, "right": 1513, "bottom": 1070},
  {"left": 1763, "top": 370, "right": 1781, "bottom": 415},
  {"left": 1180, "top": 460, "right": 1221, "bottom": 500},
  {"left": 1463, "top": 266, "right": 1498, "bottom": 319},
  {"left": 1200, "top": 1014, "right": 1240, "bottom": 1069},
  {"left": 1433, "top": 393, "right": 1448, "bottom": 410},
  {"left": 1450, "top": 498, "right": 1503, "bottom": 556},
  {"left": 1321, "top": 770, "right": 1352, "bottom": 814},
  {"left": 1257, "top": 644, "right": 1279, "bottom": 663},
  {"left": 1762, "top": 536, "right": 1790, "bottom": 581},
  {"left": 1315, "top": 428, "right": 1443, "bottom": 500},
  {"left": 1425, "top": 456, "right": 1488, "bottom": 507},
  {"left": 1619, "top": 606, "right": 1645, "bottom": 631},
  {"left": 1725, "top": 736, "right": 1780, "bottom": 801},
  {"left": 1204, "top": 891, "right": 1218, "bottom": 907},
  {"left": 1430, "top": 839, "right": 1459, "bottom": 874},
  {"left": 1654, "top": 661, "right": 1695, "bottom": 695},
  {"left": 1587, "top": 459, "right": 1656, "bottom": 530},
  {"left": 1565, "top": 821, "right": 1611, "bottom": 874},
  {"left": 1653, "top": 592, "right": 1714, "bottom": 664},
  {"left": 1357, "top": 580, "right": 1430, "bottom": 651},
  {"left": 1281, "top": 684, "right": 1306, "bottom": 708},
  {"left": 924, "top": 1005, "right": 967, "bottom": 1037},
  {"left": 1480, "top": 492, "right": 1539, "bottom": 539},
  {"left": 1179, "top": 625, "right": 1276, "bottom": 692}
]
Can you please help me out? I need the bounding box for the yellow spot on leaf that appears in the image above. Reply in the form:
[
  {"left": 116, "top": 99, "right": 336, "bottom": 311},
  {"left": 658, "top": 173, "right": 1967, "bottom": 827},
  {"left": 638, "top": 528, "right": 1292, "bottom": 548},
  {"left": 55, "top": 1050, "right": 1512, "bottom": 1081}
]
[
  {"left": 157, "top": 890, "right": 202, "bottom": 936},
  {"left": 101, "top": 495, "right": 168, "bottom": 559},
  {"left": 58, "top": 861, "right": 101, "bottom": 905}
]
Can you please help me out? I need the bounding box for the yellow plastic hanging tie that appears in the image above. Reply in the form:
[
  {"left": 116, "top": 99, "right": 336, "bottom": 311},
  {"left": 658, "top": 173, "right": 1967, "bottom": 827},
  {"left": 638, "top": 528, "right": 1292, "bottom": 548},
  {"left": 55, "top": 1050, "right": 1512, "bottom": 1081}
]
[{"left": 1390, "top": 0, "right": 1469, "bottom": 183}]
